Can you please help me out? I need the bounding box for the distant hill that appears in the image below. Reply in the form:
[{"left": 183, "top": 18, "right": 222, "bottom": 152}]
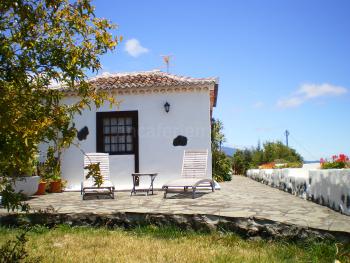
[
  {"left": 303, "top": 160, "right": 320, "bottom": 164},
  {"left": 221, "top": 146, "right": 237, "bottom": 156}
]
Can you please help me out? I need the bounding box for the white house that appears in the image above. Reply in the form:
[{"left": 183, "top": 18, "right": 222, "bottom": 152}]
[{"left": 55, "top": 70, "right": 218, "bottom": 190}]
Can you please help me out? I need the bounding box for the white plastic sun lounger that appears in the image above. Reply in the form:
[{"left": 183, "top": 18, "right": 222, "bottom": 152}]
[
  {"left": 162, "top": 150, "right": 214, "bottom": 199},
  {"left": 81, "top": 153, "right": 115, "bottom": 200}
]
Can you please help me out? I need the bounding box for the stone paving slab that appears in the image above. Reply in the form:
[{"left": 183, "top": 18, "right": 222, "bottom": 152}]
[{"left": 1, "top": 176, "right": 349, "bottom": 233}]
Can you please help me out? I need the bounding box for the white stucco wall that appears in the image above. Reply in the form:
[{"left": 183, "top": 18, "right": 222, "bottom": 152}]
[
  {"left": 309, "top": 169, "right": 350, "bottom": 215},
  {"left": 247, "top": 166, "right": 350, "bottom": 215},
  {"left": 41, "top": 89, "right": 212, "bottom": 190},
  {"left": 246, "top": 168, "right": 309, "bottom": 198}
]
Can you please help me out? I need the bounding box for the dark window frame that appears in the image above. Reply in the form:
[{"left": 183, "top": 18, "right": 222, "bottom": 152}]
[{"left": 96, "top": 111, "right": 139, "bottom": 172}]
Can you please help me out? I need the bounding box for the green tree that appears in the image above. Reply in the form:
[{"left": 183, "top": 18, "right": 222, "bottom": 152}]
[
  {"left": 251, "top": 140, "right": 263, "bottom": 167},
  {"left": 232, "top": 141, "right": 303, "bottom": 175},
  {"left": 0, "top": 0, "right": 121, "bottom": 210},
  {"left": 232, "top": 149, "right": 253, "bottom": 175},
  {"left": 211, "top": 118, "right": 225, "bottom": 151},
  {"left": 262, "top": 141, "right": 303, "bottom": 164},
  {"left": 211, "top": 119, "right": 232, "bottom": 181}
]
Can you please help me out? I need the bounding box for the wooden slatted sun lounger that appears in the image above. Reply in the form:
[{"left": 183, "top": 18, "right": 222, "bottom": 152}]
[
  {"left": 162, "top": 150, "right": 214, "bottom": 199},
  {"left": 81, "top": 153, "right": 115, "bottom": 200}
]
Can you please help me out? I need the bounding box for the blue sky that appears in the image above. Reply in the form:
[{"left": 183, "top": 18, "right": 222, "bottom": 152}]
[{"left": 93, "top": 0, "right": 350, "bottom": 160}]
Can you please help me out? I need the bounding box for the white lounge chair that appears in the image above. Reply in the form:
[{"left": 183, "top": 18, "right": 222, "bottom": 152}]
[
  {"left": 162, "top": 149, "right": 214, "bottom": 199},
  {"left": 81, "top": 153, "right": 115, "bottom": 200}
]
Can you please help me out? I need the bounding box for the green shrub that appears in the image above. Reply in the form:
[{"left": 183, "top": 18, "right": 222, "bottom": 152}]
[
  {"left": 0, "top": 230, "right": 29, "bottom": 263},
  {"left": 279, "top": 162, "right": 303, "bottom": 168},
  {"left": 321, "top": 161, "right": 346, "bottom": 169},
  {"left": 232, "top": 149, "right": 253, "bottom": 175},
  {"left": 212, "top": 150, "right": 232, "bottom": 182},
  {"left": 0, "top": 182, "right": 29, "bottom": 212},
  {"left": 211, "top": 119, "right": 232, "bottom": 181}
]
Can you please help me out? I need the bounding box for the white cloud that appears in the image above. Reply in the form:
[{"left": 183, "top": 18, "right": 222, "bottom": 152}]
[
  {"left": 297, "top": 83, "right": 347, "bottom": 98},
  {"left": 277, "top": 96, "right": 305, "bottom": 108},
  {"left": 124, "top": 38, "right": 149, "bottom": 57},
  {"left": 253, "top": 101, "right": 264, "bottom": 108},
  {"left": 277, "top": 83, "right": 348, "bottom": 108}
]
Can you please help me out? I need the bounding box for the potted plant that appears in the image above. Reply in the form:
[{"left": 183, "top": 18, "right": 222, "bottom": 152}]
[
  {"left": 49, "top": 178, "right": 67, "bottom": 193},
  {"left": 44, "top": 147, "right": 63, "bottom": 193},
  {"left": 49, "top": 174, "right": 62, "bottom": 193},
  {"left": 35, "top": 162, "right": 47, "bottom": 195},
  {"left": 12, "top": 154, "right": 41, "bottom": 197},
  {"left": 36, "top": 180, "right": 47, "bottom": 195}
]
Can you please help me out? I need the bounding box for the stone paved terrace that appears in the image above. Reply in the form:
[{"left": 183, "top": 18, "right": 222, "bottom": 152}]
[{"left": 1, "top": 176, "right": 350, "bottom": 238}]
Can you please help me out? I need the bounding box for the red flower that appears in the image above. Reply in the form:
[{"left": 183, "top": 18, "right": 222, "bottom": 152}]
[{"left": 338, "top": 154, "right": 348, "bottom": 163}]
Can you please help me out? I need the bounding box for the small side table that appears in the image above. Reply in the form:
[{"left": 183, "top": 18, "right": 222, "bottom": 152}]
[{"left": 131, "top": 173, "right": 158, "bottom": 196}]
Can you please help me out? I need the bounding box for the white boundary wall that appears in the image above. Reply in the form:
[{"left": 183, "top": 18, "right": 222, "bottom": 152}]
[
  {"left": 247, "top": 166, "right": 350, "bottom": 216},
  {"left": 309, "top": 169, "right": 350, "bottom": 215}
]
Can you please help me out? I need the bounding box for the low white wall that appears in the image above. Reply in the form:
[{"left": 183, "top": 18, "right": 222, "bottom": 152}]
[
  {"left": 247, "top": 168, "right": 350, "bottom": 216},
  {"left": 309, "top": 169, "right": 350, "bottom": 215},
  {"left": 247, "top": 168, "right": 309, "bottom": 198}
]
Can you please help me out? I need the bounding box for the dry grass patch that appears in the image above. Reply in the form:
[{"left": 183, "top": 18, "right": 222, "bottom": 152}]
[{"left": 0, "top": 225, "right": 349, "bottom": 263}]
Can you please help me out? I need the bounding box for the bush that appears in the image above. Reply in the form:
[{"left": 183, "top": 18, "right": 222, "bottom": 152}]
[
  {"left": 212, "top": 150, "right": 232, "bottom": 182},
  {"left": 232, "top": 149, "right": 253, "bottom": 175},
  {"left": 321, "top": 162, "right": 346, "bottom": 169},
  {"left": 0, "top": 230, "right": 29, "bottom": 263},
  {"left": 279, "top": 162, "right": 303, "bottom": 168},
  {"left": 0, "top": 181, "right": 29, "bottom": 212},
  {"left": 211, "top": 119, "right": 232, "bottom": 181}
]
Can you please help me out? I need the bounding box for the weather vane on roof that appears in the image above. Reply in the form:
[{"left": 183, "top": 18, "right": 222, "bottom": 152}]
[{"left": 161, "top": 55, "right": 172, "bottom": 73}]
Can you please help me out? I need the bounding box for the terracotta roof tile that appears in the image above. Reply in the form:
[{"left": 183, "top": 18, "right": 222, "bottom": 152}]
[
  {"left": 88, "top": 70, "right": 218, "bottom": 90},
  {"left": 59, "top": 70, "right": 218, "bottom": 108}
]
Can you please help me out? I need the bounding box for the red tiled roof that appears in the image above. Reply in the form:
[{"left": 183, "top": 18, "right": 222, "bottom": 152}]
[
  {"left": 60, "top": 70, "right": 218, "bottom": 108},
  {"left": 88, "top": 70, "right": 218, "bottom": 90}
]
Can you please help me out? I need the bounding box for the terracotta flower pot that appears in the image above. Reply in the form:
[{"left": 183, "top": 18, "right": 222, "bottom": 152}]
[
  {"left": 36, "top": 182, "right": 46, "bottom": 195},
  {"left": 50, "top": 180, "right": 62, "bottom": 193}
]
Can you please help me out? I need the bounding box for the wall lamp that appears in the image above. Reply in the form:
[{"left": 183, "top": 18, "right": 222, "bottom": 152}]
[{"left": 164, "top": 102, "right": 170, "bottom": 113}]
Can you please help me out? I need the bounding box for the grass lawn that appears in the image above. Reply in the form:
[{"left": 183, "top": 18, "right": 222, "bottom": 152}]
[{"left": 0, "top": 225, "right": 349, "bottom": 263}]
